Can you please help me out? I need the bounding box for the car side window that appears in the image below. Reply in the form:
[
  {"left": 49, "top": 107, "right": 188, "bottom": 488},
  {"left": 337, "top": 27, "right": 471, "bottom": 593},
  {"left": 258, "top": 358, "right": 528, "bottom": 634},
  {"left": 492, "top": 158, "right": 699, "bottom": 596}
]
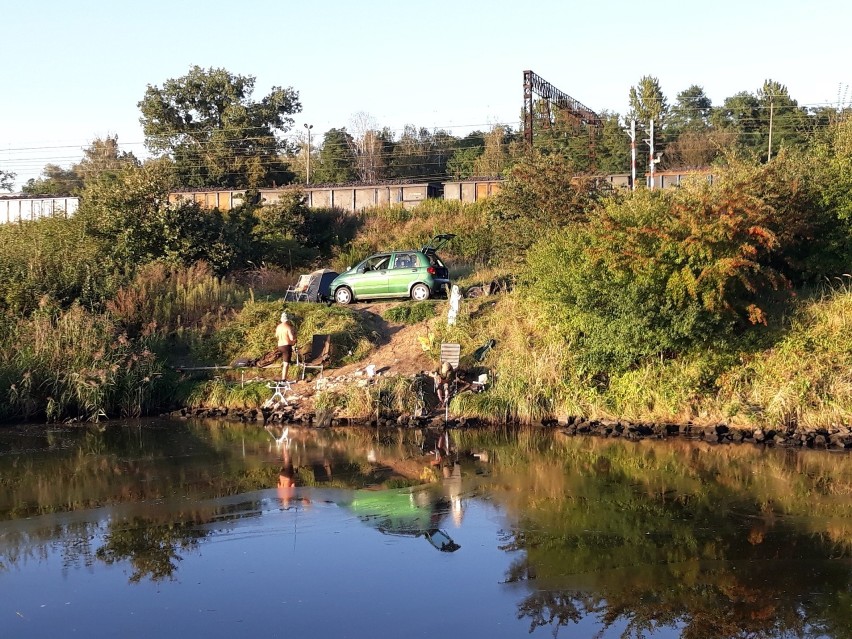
[
  {"left": 364, "top": 255, "right": 390, "bottom": 271},
  {"left": 393, "top": 253, "right": 415, "bottom": 269}
]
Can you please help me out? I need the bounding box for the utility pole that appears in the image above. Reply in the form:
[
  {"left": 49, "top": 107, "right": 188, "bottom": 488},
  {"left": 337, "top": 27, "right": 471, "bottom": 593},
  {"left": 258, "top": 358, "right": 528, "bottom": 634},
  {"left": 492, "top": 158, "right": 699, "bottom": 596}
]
[
  {"left": 624, "top": 119, "right": 637, "bottom": 191},
  {"left": 303, "top": 123, "right": 313, "bottom": 184},
  {"left": 643, "top": 119, "right": 659, "bottom": 190},
  {"left": 767, "top": 95, "right": 774, "bottom": 162}
]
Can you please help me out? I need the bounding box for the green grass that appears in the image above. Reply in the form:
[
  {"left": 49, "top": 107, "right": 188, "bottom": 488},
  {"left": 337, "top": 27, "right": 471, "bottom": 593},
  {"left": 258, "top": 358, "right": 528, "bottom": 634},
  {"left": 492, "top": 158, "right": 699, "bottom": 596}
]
[{"left": 382, "top": 301, "right": 437, "bottom": 325}]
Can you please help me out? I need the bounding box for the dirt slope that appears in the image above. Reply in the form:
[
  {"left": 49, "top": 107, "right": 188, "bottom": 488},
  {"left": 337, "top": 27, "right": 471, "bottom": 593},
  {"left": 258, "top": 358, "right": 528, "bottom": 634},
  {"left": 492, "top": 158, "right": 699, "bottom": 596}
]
[{"left": 331, "top": 302, "right": 437, "bottom": 377}]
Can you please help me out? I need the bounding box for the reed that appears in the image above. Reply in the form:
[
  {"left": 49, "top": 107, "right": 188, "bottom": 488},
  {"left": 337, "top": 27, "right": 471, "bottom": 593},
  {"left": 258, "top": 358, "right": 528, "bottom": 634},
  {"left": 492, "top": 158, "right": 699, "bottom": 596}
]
[
  {"left": 106, "top": 261, "right": 249, "bottom": 336},
  {"left": 0, "top": 304, "right": 169, "bottom": 422}
]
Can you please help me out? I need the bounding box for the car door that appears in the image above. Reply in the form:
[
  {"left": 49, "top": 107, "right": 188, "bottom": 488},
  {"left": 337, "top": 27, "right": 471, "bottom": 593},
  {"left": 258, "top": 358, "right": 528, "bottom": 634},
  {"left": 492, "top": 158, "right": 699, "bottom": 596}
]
[
  {"left": 349, "top": 254, "right": 390, "bottom": 298},
  {"left": 387, "top": 251, "right": 420, "bottom": 296}
]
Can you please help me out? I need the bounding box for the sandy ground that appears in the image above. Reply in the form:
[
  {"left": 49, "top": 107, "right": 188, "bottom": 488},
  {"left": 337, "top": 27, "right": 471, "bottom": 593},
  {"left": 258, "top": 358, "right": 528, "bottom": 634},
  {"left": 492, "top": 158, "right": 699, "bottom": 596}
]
[{"left": 329, "top": 301, "right": 437, "bottom": 378}]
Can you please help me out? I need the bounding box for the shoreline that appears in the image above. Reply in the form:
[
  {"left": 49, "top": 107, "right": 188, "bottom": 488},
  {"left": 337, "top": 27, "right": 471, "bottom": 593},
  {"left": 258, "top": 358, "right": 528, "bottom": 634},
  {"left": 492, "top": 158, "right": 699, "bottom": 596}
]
[{"left": 163, "top": 404, "right": 852, "bottom": 451}]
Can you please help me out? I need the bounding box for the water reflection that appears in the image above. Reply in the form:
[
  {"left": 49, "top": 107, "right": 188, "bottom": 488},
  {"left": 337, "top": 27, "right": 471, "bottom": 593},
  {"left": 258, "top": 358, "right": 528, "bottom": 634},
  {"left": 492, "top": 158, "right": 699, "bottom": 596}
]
[{"left": 1, "top": 421, "right": 851, "bottom": 638}]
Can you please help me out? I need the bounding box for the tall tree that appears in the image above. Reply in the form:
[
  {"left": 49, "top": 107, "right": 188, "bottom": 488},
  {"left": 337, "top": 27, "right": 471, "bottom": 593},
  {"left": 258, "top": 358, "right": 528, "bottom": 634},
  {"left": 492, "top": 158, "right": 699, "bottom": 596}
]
[
  {"left": 668, "top": 85, "right": 712, "bottom": 135},
  {"left": 76, "top": 136, "right": 140, "bottom": 183},
  {"left": 138, "top": 66, "right": 300, "bottom": 188},
  {"left": 757, "top": 79, "right": 810, "bottom": 157},
  {"left": 313, "top": 128, "right": 357, "bottom": 184},
  {"left": 348, "top": 112, "right": 387, "bottom": 182},
  {"left": 711, "top": 91, "right": 761, "bottom": 152},
  {"left": 473, "top": 125, "right": 514, "bottom": 177},
  {"left": 628, "top": 75, "right": 668, "bottom": 126},
  {"left": 595, "top": 112, "right": 631, "bottom": 175}
]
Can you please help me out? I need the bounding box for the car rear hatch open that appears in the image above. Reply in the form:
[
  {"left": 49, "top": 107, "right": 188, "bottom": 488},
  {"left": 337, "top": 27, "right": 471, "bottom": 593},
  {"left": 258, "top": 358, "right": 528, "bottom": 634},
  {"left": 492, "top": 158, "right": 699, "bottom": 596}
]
[
  {"left": 421, "top": 233, "right": 456, "bottom": 255},
  {"left": 422, "top": 234, "right": 455, "bottom": 284}
]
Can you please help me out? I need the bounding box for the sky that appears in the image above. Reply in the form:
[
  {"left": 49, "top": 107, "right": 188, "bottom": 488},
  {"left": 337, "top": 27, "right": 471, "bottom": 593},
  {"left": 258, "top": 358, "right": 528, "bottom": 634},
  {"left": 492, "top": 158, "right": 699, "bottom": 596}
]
[{"left": 2, "top": 0, "right": 851, "bottom": 190}]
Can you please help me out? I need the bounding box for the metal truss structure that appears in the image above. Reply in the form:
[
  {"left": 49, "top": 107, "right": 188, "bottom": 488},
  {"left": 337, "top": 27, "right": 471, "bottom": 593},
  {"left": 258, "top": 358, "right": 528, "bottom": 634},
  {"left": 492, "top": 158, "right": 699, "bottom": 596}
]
[{"left": 523, "top": 70, "right": 602, "bottom": 148}]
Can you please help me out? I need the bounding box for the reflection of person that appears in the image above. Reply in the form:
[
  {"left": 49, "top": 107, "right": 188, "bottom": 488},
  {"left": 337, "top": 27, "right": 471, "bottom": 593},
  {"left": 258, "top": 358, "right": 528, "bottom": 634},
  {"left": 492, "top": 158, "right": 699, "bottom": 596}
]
[
  {"left": 278, "top": 446, "right": 296, "bottom": 492},
  {"left": 275, "top": 312, "right": 297, "bottom": 381}
]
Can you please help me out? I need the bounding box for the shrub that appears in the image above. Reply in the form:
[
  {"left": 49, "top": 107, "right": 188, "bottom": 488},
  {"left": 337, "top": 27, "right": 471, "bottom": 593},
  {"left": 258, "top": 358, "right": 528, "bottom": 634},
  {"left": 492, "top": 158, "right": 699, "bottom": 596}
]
[{"left": 521, "top": 155, "right": 843, "bottom": 373}]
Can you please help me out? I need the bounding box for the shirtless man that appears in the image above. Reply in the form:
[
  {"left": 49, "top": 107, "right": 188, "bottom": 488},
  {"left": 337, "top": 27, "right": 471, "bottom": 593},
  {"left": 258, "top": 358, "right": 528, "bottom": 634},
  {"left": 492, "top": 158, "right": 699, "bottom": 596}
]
[{"left": 275, "top": 312, "right": 297, "bottom": 381}]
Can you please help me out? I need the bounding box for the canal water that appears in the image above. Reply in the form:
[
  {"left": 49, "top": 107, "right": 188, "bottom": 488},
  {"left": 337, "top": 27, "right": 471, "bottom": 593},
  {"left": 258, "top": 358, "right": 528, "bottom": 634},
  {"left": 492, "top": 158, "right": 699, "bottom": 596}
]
[{"left": 1, "top": 419, "right": 850, "bottom": 638}]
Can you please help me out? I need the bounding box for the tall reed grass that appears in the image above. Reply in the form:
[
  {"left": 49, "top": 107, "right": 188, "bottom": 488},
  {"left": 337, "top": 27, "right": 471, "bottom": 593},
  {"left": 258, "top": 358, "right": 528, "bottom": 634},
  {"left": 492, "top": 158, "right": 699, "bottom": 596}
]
[
  {"left": 106, "top": 261, "right": 249, "bottom": 336},
  {"left": 0, "top": 303, "right": 169, "bottom": 422}
]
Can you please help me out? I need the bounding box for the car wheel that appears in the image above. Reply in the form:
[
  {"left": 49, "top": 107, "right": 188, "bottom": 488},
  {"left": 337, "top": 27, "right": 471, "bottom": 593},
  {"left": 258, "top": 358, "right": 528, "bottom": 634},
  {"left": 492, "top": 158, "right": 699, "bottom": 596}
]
[
  {"left": 335, "top": 287, "right": 353, "bottom": 305},
  {"left": 411, "top": 283, "right": 430, "bottom": 302}
]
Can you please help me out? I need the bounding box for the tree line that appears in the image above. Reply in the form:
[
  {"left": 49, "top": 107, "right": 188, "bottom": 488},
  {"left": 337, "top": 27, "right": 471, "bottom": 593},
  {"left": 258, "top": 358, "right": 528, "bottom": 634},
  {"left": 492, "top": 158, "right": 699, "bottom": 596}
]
[{"left": 6, "top": 66, "right": 846, "bottom": 196}]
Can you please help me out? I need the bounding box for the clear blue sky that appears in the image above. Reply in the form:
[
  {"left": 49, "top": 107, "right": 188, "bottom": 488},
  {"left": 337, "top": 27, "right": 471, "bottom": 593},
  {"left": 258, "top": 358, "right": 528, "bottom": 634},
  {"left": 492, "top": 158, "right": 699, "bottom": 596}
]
[{"left": 2, "top": 0, "right": 850, "bottom": 189}]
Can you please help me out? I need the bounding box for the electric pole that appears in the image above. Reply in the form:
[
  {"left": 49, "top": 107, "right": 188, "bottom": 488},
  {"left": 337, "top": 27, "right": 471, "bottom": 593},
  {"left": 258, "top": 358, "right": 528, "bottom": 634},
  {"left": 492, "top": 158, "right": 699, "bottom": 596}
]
[
  {"left": 624, "top": 119, "right": 637, "bottom": 191},
  {"left": 643, "top": 119, "right": 658, "bottom": 190},
  {"left": 767, "top": 95, "right": 774, "bottom": 162},
  {"left": 304, "top": 123, "right": 313, "bottom": 184}
]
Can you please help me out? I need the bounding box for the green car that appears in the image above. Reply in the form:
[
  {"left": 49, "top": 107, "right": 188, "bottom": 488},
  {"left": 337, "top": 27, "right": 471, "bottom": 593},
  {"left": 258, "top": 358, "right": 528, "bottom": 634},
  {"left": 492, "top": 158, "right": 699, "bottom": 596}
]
[{"left": 330, "top": 234, "right": 455, "bottom": 304}]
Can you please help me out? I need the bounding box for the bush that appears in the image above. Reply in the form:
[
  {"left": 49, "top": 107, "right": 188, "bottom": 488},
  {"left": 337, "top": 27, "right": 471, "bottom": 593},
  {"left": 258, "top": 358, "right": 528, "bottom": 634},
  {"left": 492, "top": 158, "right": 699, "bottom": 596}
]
[{"left": 521, "top": 155, "right": 844, "bottom": 373}]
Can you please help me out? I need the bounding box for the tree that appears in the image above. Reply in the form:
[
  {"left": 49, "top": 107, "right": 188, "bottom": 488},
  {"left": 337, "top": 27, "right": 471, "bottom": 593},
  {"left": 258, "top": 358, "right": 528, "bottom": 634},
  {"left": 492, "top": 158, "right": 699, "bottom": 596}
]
[
  {"left": 138, "top": 66, "right": 300, "bottom": 188},
  {"left": 348, "top": 112, "right": 387, "bottom": 182},
  {"left": 711, "top": 91, "right": 761, "bottom": 153},
  {"left": 472, "top": 125, "right": 513, "bottom": 177},
  {"left": 75, "top": 136, "right": 140, "bottom": 184},
  {"left": 0, "top": 167, "right": 14, "bottom": 192},
  {"left": 595, "top": 112, "right": 631, "bottom": 175},
  {"left": 313, "top": 128, "right": 357, "bottom": 184},
  {"left": 22, "top": 164, "right": 82, "bottom": 195},
  {"left": 668, "top": 85, "right": 712, "bottom": 135},
  {"left": 628, "top": 75, "right": 668, "bottom": 126},
  {"left": 757, "top": 79, "right": 810, "bottom": 156}
]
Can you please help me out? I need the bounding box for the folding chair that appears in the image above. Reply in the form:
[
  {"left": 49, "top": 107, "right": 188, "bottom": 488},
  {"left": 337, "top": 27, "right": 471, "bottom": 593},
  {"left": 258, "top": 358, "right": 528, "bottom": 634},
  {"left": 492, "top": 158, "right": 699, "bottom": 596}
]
[
  {"left": 439, "top": 343, "right": 460, "bottom": 370},
  {"left": 284, "top": 274, "right": 312, "bottom": 302},
  {"left": 296, "top": 334, "right": 332, "bottom": 379}
]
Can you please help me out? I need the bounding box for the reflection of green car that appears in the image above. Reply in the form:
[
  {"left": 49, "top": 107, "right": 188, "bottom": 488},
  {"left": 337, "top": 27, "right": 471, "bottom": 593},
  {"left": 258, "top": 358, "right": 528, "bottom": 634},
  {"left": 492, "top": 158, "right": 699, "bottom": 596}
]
[{"left": 330, "top": 234, "right": 455, "bottom": 304}]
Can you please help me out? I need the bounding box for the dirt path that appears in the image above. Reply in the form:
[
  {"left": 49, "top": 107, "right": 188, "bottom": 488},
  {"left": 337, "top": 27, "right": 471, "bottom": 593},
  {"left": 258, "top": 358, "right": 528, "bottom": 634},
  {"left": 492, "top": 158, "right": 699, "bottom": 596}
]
[{"left": 331, "top": 302, "right": 437, "bottom": 377}]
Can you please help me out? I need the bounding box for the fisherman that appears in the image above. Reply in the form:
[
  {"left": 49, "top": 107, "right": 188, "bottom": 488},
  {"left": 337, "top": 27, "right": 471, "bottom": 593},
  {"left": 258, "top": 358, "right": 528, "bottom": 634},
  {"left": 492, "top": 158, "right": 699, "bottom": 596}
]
[
  {"left": 275, "top": 311, "right": 297, "bottom": 381},
  {"left": 430, "top": 361, "right": 454, "bottom": 408}
]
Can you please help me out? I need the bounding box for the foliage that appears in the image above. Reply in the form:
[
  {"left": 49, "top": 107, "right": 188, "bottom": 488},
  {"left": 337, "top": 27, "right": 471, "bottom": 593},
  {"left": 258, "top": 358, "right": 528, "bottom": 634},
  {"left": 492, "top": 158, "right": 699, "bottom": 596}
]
[
  {"left": 328, "top": 199, "right": 494, "bottom": 271},
  {"left": 382, "top": 301, "right": 437, "bottom": 324},
  {"left": 22, "top": 163, "right": 83, "bottom": 195},
  {"left": 0, "top": 215, "right": 115, "bottom": 314},
  {"left": 313, "top": 128, "right": 357, "bottom": 184},
  {"left": 520, "top": 157, "right": 827, "bottom": 372},
  {"left": 0, "top": 303, "right": 170, "bottom": 422},
  {"left": 717, "top": 278, "right": 852, "bottom": 429},
  {"left": 204, "top": 299, "right": 375, "bottom": 367},
  {"left": 486, "top": 152, "right": 597, "bottom": 260},
  {"left": 628, "top": 75, "right": 668, "bottom": 125},
  {"left": 138, "top": 65, "right": 300, "bottom": 188},
  {"left": 22, "top": 136, "right": 139, "bottom": 196},
  {"left": 0, "top": 167, "right": 14, "bottom": 191},
  {"left": 105, "top": 261, "right": 249, "bottom": 337}
]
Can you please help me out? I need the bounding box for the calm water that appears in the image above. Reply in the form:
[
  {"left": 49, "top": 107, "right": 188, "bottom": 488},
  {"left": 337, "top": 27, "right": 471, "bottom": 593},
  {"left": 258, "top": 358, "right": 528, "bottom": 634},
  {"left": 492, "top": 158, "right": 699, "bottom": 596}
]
[{"left": 1, "top": 419, "right": 851, "bottom": 639}]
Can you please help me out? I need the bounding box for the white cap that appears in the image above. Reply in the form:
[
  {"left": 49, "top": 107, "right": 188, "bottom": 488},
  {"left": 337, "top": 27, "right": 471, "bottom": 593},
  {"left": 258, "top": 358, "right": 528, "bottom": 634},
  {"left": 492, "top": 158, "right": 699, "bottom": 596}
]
[{"left": 280, "top": 312, "right": 289, "bottom": 323}]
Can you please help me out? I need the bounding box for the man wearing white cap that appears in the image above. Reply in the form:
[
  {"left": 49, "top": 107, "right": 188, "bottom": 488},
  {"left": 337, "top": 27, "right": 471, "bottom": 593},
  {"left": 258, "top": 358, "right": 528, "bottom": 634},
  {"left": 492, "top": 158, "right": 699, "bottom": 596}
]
[{"left": 275, "top": 311, "right": 297, "bottom": 381}]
